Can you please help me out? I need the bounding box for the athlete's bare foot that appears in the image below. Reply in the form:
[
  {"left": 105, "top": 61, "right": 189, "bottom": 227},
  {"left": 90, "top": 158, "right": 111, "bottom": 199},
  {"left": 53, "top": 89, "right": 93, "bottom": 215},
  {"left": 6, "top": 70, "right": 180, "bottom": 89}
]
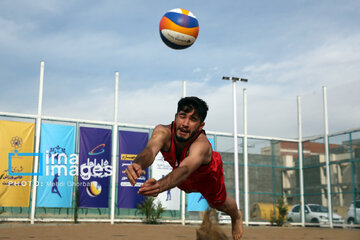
[{"left": 231, "top": 210, "right": 244, "bottom": 240}]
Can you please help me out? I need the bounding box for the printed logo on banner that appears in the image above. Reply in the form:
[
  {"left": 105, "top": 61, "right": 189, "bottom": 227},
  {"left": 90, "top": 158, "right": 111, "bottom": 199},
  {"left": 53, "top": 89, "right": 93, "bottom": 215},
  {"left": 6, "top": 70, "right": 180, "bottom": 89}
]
[
  {"left": 120, "top": 154, "right": 137, "bottom": 160},
  {"left": 10, "top": 136, "right": 23, "bottom": 150},
  {"left": 86, "top": 181, "right": 102, "bottom": 197},
  {"left": 82, "top": 143, "right": 110, "bottom": 198},
  {"left": 49, "top": 145, "right": 66, "bottom": 160},
  {"left": 8, "top": 136, "right": 42, "bottom": 177},
  {"left": 46, "top": 145, "right": 67, "bottom": 176},
  {"left": 51, "top": 173, "right": 62, "bottom": 198},
  {"left": 46, "top": 145, "right": 67, "bottom": 198},
  {"left": 80, "top": 143, "right": 112, "bottom": 181},
  {"left": 162, "top": 175, "right": 172, "bottom": 201},
  {"left": 88, "top": 144, "right": 106, "bottom": 155}
]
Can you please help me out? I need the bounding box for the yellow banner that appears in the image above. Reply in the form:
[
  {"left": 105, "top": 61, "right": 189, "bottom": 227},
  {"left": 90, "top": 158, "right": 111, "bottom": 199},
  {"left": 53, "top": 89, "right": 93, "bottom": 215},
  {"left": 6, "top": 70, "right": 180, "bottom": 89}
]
[{"left": 0, "top": 120, "right": 35, "bottom": 207}]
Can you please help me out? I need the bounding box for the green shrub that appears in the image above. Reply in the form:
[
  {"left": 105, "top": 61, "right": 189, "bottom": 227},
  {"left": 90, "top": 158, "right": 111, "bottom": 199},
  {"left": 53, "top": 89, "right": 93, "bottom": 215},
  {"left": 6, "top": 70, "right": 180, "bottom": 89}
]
[
  {"left": 137, "top": 197, "right": 165, "bottom": 224},
  {"left": 270, "top": 197, "right": 288, "bottom": 226}
]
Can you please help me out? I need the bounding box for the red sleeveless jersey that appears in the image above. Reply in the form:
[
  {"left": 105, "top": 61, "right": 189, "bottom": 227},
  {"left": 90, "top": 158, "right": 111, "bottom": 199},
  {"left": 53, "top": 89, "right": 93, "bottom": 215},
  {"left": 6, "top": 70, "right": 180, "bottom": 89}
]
[{"left": 160, "top": 122, "right": 227, "bottom": 207}]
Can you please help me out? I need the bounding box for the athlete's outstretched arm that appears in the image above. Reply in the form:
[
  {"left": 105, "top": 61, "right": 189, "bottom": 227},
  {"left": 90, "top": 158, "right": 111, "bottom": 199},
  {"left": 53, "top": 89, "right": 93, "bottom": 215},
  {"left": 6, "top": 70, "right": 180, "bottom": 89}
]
[
  {"left": 125, "top": 125, "right": 169, "bottom": 186},
  {"left": 138, "top": 138, "right": 211, "bottom": 196}
]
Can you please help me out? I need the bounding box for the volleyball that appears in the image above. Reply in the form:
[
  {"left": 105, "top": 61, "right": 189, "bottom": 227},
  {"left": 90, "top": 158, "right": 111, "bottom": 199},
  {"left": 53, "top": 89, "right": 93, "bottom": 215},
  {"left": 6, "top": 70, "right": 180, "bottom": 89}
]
[
  {"left": 86, "top": 181, "right": 102, "bottom": 197},
  {"left": 159, "top": 8, "right": 199, "bottom": 50}
]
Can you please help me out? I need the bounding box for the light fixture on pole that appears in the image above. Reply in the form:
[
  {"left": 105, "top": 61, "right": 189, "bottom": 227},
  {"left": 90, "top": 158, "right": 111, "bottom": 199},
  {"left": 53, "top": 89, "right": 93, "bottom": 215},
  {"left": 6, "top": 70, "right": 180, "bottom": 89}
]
[{"left": 222, "top": 76, "right": 248, "bottom": 208}]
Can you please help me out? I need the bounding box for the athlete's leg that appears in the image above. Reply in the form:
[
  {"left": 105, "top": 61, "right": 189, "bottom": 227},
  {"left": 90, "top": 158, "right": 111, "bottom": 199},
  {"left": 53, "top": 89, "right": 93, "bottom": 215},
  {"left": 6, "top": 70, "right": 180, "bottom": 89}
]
[{"left": 214, "top": 196, "right": 243, "bottom": 240}]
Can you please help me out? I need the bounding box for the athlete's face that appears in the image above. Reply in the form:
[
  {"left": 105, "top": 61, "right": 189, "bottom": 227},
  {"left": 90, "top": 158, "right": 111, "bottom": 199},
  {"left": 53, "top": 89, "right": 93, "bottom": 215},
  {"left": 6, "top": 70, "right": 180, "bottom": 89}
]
[{"left": 174, "top": 109, "right": 205, "bottom": 143}]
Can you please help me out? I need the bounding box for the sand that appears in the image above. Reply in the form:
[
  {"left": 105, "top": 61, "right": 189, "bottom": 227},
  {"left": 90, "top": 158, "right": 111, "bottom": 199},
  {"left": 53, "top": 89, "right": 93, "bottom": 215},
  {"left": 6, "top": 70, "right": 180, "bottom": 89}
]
[{"left": 0, "top": 222, "right": 359, "bottom": 240}]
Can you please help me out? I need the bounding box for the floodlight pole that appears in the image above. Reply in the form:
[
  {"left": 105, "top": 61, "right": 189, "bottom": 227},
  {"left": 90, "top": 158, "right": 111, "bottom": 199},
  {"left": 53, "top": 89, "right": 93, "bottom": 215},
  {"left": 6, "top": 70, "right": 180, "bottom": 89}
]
[{"left": 222, "top": 76, "right": 248, "bottom": 209}]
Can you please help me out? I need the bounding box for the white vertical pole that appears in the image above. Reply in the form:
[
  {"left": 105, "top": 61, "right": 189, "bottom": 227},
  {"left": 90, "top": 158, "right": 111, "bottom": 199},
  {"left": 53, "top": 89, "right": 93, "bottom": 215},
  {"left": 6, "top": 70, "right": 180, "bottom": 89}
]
[
  {"left": 182, "top": 80, "right": 186, "bottom": 98},
  {"left": 323, "top": 86, "right": 333, "bottom": 228},
  {"left": 181, "top": 80, "right": 186, "bottom": 226},
  {"left": 110, "top": 72, "right": 119, "bottom": 224},
  {"left": 297, "top": 96, "right": 305, "bottom": 227},
  {"left": 233, "top": 80, "right": 240, "bottom": 208},
  {"left": 30, "top": 60, "right": 45, "bottom": 224},
  {"left": 243, "top": 88, "right": 249, "bottom": 225}
]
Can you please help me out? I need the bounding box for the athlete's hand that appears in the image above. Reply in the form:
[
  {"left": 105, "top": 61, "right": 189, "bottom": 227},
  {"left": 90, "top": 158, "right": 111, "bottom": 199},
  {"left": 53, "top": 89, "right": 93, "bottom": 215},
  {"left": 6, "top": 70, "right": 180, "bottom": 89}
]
[
  {"left": 125, "top": 163, "right": 143, "bottom": 186},
  {"left": 138, "top": 178, "right": 161, "bottom": 197}
]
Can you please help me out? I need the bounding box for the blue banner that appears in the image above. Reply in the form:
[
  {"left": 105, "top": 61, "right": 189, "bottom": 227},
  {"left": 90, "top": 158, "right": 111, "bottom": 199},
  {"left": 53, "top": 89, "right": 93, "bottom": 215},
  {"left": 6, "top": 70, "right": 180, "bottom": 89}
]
[
  {"left": 208, "top": 138, "right": 215, "bottom": 150},
  {"left": 36, "top": 123, "right": 75, "bottom": 208},
  {"left": 117, "top": 131, "right": 148, "bottom": 208},
  {"left": 187, "top": 137, "right": 214, "bottom": 211},
  {"left": 187, "top": 192, "right": 209, "bottom": 211},
  {"left": 78, "top": 127, "right": 112, "bottom": 208}
]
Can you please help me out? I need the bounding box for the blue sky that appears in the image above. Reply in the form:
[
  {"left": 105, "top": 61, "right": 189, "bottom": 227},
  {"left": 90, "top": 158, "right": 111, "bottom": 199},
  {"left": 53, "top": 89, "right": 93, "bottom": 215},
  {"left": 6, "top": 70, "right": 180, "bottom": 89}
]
[{"left": 0, "top": 0, "right": 359, "bottom": 138}]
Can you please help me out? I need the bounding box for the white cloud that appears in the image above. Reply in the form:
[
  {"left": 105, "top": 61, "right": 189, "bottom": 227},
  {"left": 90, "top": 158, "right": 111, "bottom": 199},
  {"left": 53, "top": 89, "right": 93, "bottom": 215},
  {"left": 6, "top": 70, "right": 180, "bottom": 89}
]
[
  {"left": 193, "top": 67, "right": 201, "bottom": 73},
  {"left": 0, "top": 0, "right": 359, "bottom": 141},
  {"left": 242, "top": 34, "right": 360, "bottom": 88}
]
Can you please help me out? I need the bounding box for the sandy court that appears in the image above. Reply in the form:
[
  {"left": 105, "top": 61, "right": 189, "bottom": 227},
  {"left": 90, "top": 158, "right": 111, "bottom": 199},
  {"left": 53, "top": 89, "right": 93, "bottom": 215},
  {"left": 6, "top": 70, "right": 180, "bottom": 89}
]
[{"left": 0, "top": 223, "right": 359, "bottom": 240}]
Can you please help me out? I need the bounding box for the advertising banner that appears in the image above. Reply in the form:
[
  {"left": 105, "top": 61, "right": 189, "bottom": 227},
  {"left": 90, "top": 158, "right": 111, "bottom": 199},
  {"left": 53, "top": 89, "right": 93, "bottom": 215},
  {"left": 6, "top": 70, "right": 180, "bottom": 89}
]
[
  {"left": 78, "top": 127, "right": 112, "bottom": 208},
  {"left": 36, "top": 123, "right": 75, "bottom": 207},
  {"left": 187, "top": 192, "right": 209, "bottom": 211},
  {"left": 0, "top": 120, "right": 35, "bottom": 207},
  {"left": 117, "top": 130, "right": 148, "bottom": 208},
  {"left": 152, "top": 153, "right": 180, "bottom": 210}
]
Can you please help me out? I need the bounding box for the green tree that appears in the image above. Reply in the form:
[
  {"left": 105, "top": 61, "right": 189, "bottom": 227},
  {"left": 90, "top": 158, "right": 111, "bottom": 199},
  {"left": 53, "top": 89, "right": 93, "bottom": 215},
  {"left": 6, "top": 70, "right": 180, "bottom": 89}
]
[{"left": 137, "top": 197, "right": 165, "bottom": 224}]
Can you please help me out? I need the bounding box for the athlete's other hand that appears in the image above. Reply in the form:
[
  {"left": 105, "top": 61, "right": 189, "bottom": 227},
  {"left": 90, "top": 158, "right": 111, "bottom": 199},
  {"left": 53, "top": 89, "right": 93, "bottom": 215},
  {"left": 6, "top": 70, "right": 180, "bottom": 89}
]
[
  {"left": 138, "top": 178, "right": 161, "bottom": 197},
  {"left": 125, "top": 163, "right": 143, "bottom": 186}
]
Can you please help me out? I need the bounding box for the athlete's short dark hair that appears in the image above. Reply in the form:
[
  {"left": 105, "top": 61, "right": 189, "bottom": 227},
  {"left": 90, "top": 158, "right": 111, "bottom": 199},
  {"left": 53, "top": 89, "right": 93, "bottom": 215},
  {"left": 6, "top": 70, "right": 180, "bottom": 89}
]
[{"left": 177, "top": 96, "right": 209, "bottom": 122}]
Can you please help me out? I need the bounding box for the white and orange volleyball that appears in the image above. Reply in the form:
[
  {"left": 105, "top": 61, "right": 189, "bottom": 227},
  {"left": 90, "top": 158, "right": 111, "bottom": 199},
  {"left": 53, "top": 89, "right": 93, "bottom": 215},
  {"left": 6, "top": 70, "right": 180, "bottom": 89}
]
[
  {"left": 86, "top": 181, "right": 102, "bottom": 197},
  {"left": 159, "top": 8, "right": 199, "bottom": 49}
]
